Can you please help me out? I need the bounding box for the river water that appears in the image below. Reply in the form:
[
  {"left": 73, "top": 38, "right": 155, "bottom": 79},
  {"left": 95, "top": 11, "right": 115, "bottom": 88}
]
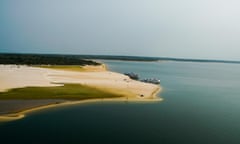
[{"left": 1, "top": 60, "right": 240, "bottom": 144}]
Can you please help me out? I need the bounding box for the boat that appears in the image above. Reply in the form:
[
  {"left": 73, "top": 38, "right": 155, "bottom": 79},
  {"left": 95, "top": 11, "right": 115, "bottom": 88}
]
[
  {"left": 141, "top": 78, "right": 161, "bottom": 84},
  {"left": 124, "top": 72, "right": 160, "bottom": 84},
  {"left": 124, "top": 72, "right": 139, "bottom": 80}
]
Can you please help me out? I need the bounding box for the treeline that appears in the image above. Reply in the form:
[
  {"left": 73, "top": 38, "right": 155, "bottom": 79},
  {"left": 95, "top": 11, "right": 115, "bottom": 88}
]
[
  {"left": 0, "top": 54, "right": 100, "bottom": 65},
  {"left": 75, "top": 55, "right": 159, "bottom": 61},
  {"left": 77, "top": 55, "right": 240, "bottom": 64},
  {"left": 1, "top": 53, "right": 239, "bottom": 65}
]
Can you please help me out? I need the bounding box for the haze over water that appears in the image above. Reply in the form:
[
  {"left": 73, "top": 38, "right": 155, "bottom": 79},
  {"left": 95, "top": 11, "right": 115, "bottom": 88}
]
[
  {"left": 1, "top": 60, "right": 240, "bottom": 144},
  {"left": 1, "top": 0, "right": 240, "bottom": 61}
]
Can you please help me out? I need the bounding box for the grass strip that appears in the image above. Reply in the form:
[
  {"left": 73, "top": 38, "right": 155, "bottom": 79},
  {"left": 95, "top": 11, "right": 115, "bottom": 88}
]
[
  {"left": 0, "top": 84, "right": 123, "bottom": 100},
  {"left": 36, "top": 65, "right": 85, "bottom": 72}
]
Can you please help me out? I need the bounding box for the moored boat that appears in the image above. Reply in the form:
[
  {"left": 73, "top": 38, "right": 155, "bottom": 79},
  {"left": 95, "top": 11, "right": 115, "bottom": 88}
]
[
  {"left": 141, "top": 78, "right": 160, "bottom": 84},
  {"left": 124, "top": 72, "right": 139, "bottom": 80}
]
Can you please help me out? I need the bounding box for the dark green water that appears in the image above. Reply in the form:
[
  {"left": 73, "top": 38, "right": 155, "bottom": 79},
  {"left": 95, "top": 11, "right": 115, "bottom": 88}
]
[{"left": 1, "top": 61, "right": 240, "bottom": 144}]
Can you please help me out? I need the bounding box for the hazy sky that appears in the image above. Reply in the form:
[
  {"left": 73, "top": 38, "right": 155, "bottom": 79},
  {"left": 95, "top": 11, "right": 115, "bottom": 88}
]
[{"left": 1, "top": 0, "right": 240, "bottom": 60}]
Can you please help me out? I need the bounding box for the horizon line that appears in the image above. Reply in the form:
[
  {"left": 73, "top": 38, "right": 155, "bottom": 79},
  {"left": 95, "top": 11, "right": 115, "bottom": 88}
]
[{"left": 1, "top": 52, "right": 240, "bottom": 64}]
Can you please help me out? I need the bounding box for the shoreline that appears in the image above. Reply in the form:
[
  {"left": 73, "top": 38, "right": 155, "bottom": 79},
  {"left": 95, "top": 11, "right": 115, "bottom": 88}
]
[
  {"left": 0, "top": 90, "right": 162, "bottom": 122},
  {"left": 0, "top": 64, "right": 162, "bottom": 122}
]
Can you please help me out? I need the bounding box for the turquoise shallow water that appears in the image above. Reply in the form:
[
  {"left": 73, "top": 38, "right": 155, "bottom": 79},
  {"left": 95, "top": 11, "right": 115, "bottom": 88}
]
[{"left": 1, "top": 60, "right": 240, "bottom": 144}]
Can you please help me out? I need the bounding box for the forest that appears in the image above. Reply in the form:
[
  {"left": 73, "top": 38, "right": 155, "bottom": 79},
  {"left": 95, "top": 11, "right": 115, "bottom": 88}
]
[{"left": 0, "top": 54, "right": 100, "bottom": 65}]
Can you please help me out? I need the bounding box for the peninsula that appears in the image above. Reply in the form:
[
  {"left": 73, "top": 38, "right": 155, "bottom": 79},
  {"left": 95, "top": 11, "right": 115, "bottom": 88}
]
[{"left": 0, "top": 55, "right": 161, "bottom": 122}]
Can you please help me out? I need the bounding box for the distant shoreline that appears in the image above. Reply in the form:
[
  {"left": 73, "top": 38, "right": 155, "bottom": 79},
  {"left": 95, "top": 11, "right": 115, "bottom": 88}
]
[{"left": 1, "top": 53, "right": 240, "bottom": 64}]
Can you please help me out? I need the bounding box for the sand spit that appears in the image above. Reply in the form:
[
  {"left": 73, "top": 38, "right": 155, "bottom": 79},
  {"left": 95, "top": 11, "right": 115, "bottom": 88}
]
[
  {"left": 0, "top": 64, "right": 162, "bottom": 121},
  {"left": 0, "top": 97, "right": 163, "bottom": 122},
  {"left": 0, "top": 65, "right": 160, "bottom": 98}
]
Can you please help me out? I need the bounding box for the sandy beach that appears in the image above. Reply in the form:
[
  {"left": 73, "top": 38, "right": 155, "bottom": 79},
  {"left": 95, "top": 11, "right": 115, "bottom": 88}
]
[{"left": 0, "top": 64, "right": 162, "bottom": 121}]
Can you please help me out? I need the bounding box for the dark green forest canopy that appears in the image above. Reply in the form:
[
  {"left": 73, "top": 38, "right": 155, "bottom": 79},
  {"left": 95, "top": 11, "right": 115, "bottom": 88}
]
[
  {"left": 1, "top": 53, "right": 240, "bottom": 64},
  {"left": 0, "top": 54, "right": 100, "bottom": 65}
]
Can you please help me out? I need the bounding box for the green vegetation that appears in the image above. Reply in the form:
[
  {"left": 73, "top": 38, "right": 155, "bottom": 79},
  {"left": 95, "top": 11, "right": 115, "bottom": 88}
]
[
  {"left": 1, "top": 53, "right": 240, "bottom": 64},
  {"left": 37, "top": 65, "right": 85, "bottom": 72},
  {"left": 0, "top": 84, "right": 123, "bottom": 100},
  {"left": 0, "top": 54, "right": 100, "bottom": 65}
]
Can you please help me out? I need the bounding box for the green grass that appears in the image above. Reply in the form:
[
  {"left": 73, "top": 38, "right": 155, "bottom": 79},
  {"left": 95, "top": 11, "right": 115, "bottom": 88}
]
[
  {"left": 37, "top": 65, "right": 85, "bottom": 72},
  {"left": 0, "top": 84, "right": 123, "bottom": 100}
]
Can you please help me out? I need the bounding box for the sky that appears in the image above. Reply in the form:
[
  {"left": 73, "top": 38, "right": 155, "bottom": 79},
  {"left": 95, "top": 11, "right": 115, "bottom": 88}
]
[{"left": 0, "top": 0, "right": 240, "bottom": 60}]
